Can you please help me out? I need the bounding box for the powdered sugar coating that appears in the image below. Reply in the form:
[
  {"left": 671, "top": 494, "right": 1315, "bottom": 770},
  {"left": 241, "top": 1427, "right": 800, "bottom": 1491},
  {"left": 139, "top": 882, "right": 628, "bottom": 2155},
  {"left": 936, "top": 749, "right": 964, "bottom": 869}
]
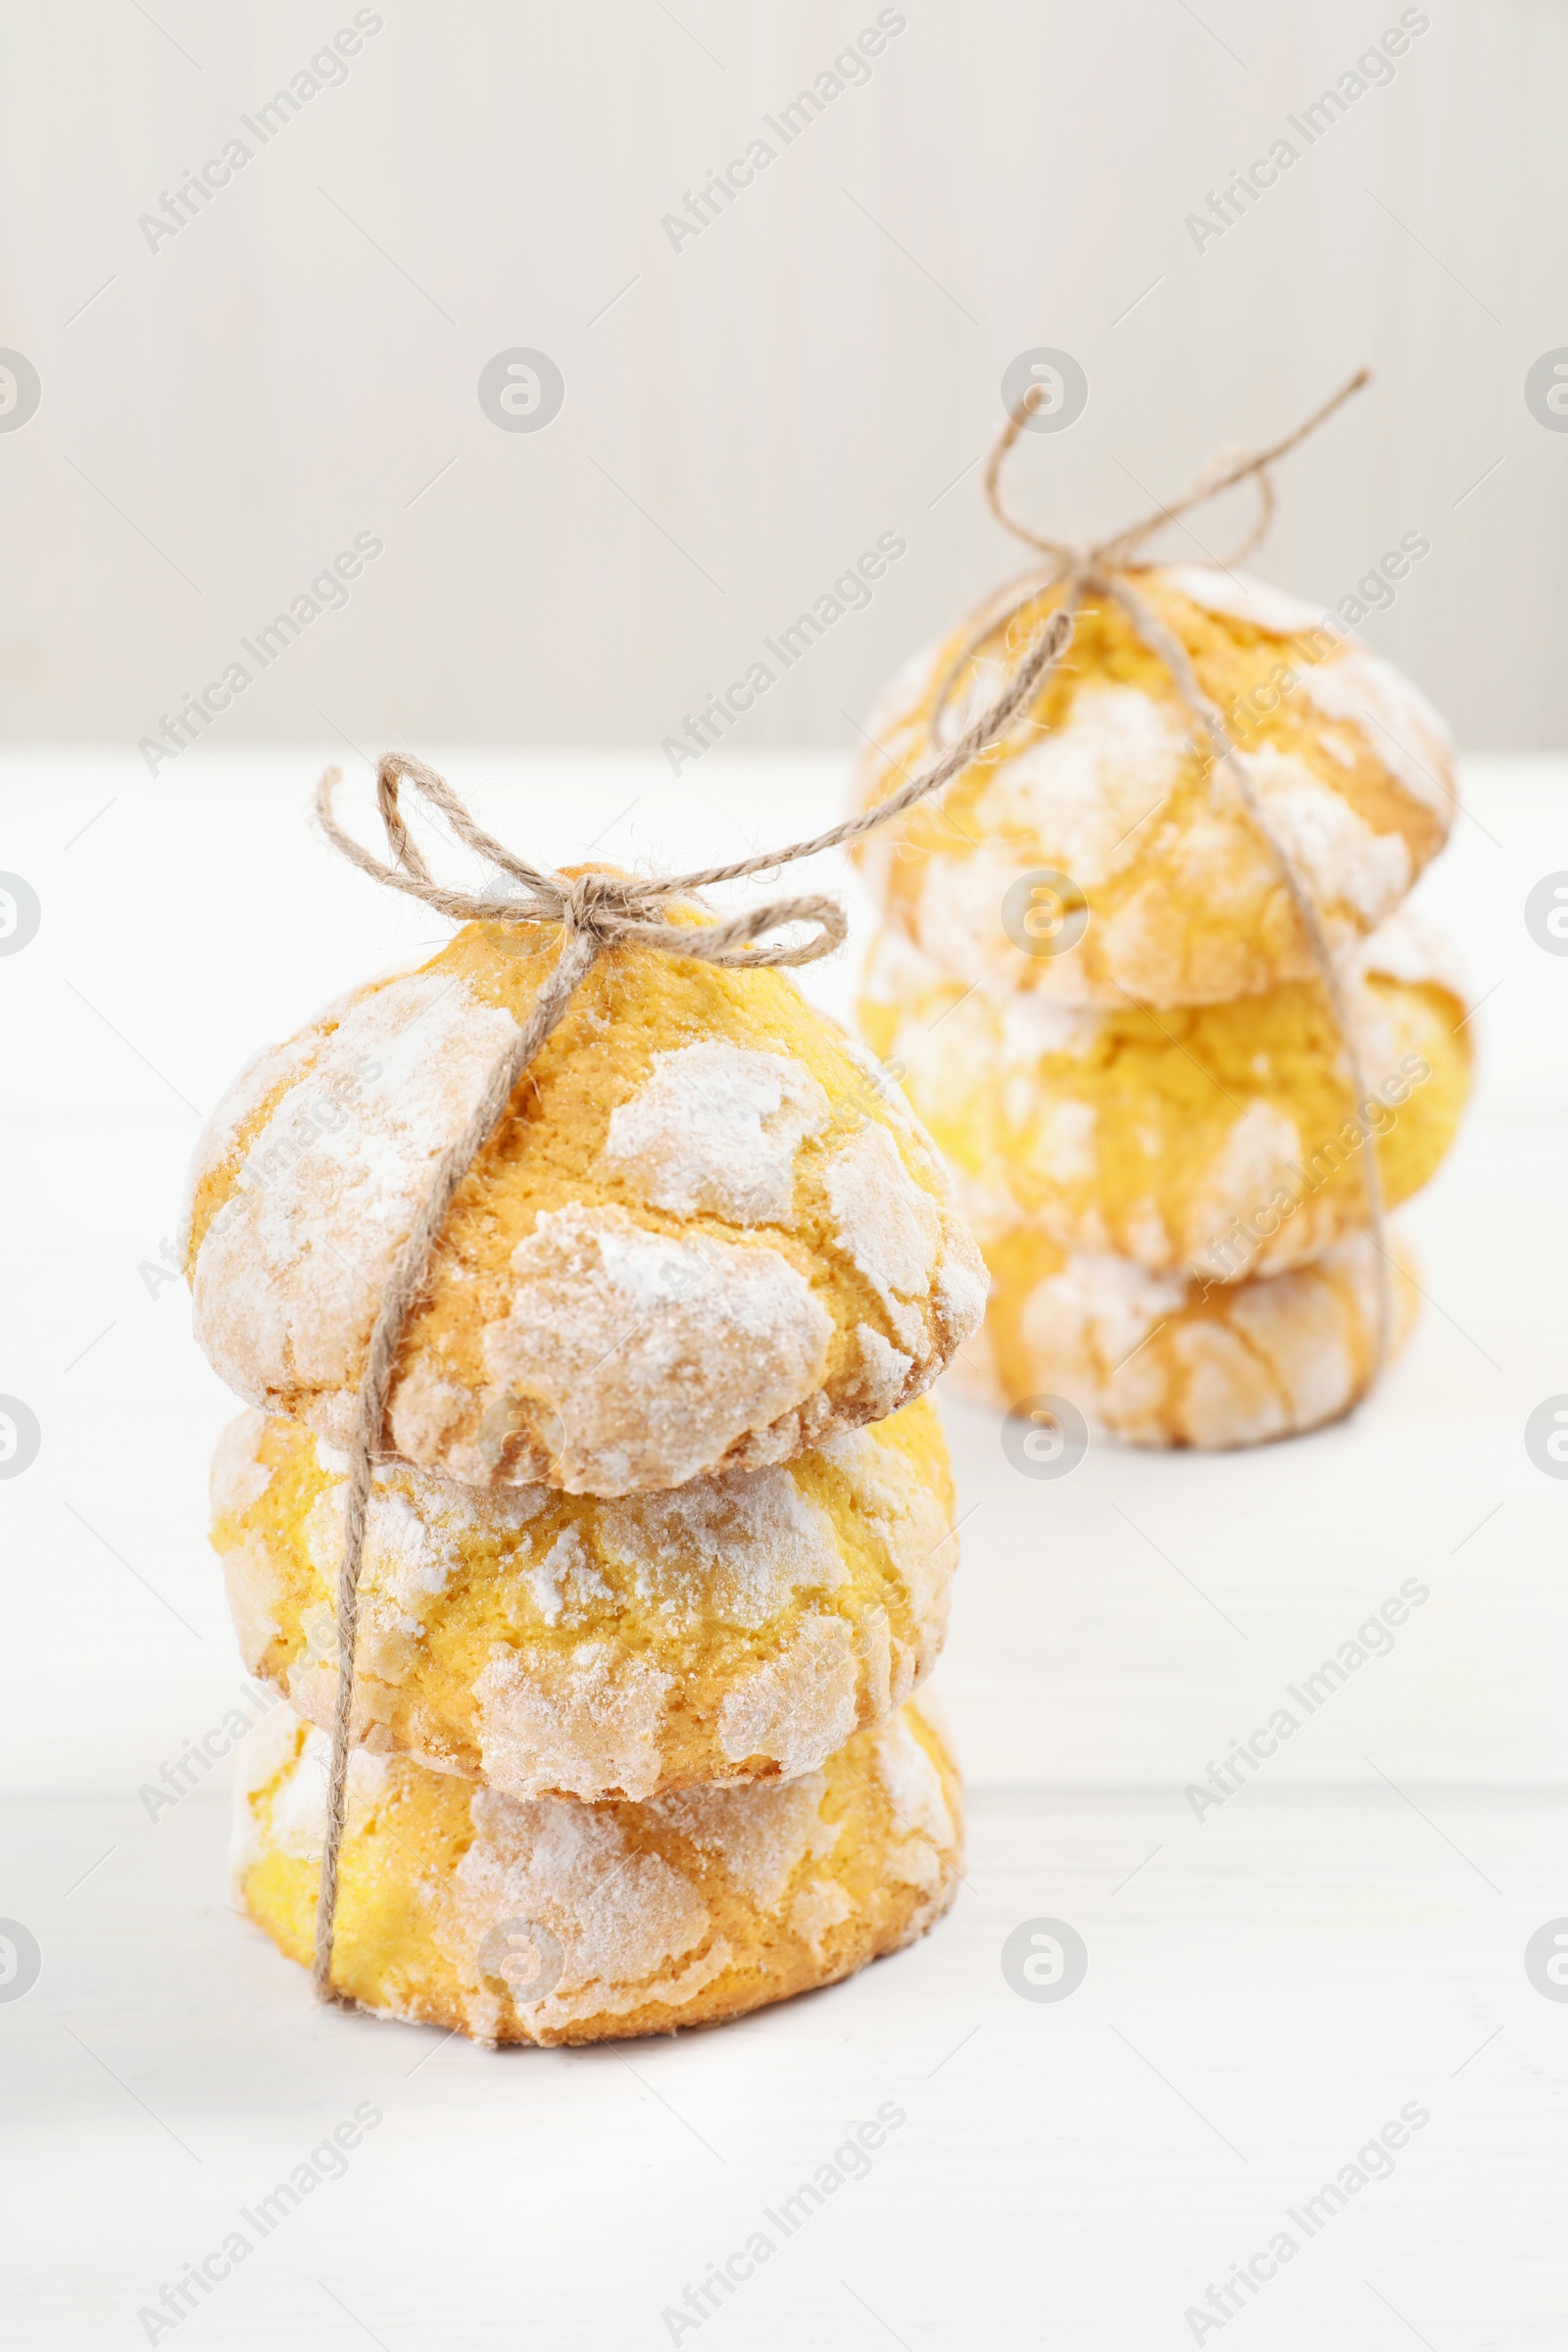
[
  {"left": 849, "top": 565, "right": 1455, "bottom": 1005},
  {"left": 1245, "top": 746, "right": 1411, "bottom": 919},
  {"left": 974, "top": 682, "right": 1190, "bottom": 891},
  {"left": 824, "top": 1124, "right": 944, "bottom": 1350},
  {"left": 521, "top": 1525, "right": 611, "bottom": 1625},
  {"left": 473, "top": 1643, "right": 675, "bottom": 1802},
  {"left": 599, "top": 1467, "right": 845, "bottom": 1629},
  {"left": 446, "top": 1785, "right": 718, "bottom": 2031},
  {"left": 859, "top": 918, "right": 1469, "bottom": 1283},
  {"left": 187, "top": 923, "right": 983, "bottom": 1494},
  {"left": 1182, "top": 1102, "right": 1303, "bottom": 1259},
  {"left": 874, "top": 1706, "right": 957, "bottom": 1891},
  {"left": 600, "top": 1041, "right": 830, "bottom": 1223},
  {"left": 479, "top": 1203, "right": 833, "bottom": 1494},
  {"left": 209, "top": 1406, "right": 274, "bottom": 1516},
  {"left": 717, "top": 1613, "right": 861, "bottom": 1777},
  {"left": 1160, "top": 565, "right": 1335, "bottom": 639},
  {"left": 230, "top": 1694, "right": 963, "bottom": 2043},
  {"left": 177, "top": 1012, "right": 350, "bottom": 1262},
  {"left": 852, "top": 1324, "right": 915, "bottom": 1420},
  {"left": 952, "top": 1225, "right": 1420, "bottom": 1449},
  {"left": 251, "top": 1721, "right": 392, "bottom": 1870},
  {"left": 1355, "top": 904, "right": 1470, "bottom": 999},
  {"left": 189, "top": 969, "right": 518, "bottom": 1408},
  {"left": 789, "top": 1879, "right": 857, "bottom": 1955},
  {"left": 658, "top": 1772, "right": 840, "bottom": 1905},
  {"left": 212, "top": 1397, "right": 958, "bottom": 1801},
  {"left": 1300, "top": 650, "right": 1456, "bottom": 820},
  {"left": 1020, "top": 1249, "right": 1186, "bottom": 1375}
]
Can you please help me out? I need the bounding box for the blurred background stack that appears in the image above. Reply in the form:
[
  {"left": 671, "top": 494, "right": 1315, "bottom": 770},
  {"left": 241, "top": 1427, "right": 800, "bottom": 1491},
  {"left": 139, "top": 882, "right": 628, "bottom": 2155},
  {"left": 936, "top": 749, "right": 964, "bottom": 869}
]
[{"left": 849, "top": 550, "right": 1477, "bottom": 1447}]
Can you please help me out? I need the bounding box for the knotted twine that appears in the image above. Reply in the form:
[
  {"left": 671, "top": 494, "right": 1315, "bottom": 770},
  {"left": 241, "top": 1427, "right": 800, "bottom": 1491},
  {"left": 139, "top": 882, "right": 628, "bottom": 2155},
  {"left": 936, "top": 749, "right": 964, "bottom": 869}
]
[
  {"left": 926, "top": 364, "right": 1391, "bottom": 1352},
  {"left": 307, "top": 369, "right": 1387, "bottom": 2000},
  {"left": 307, "top": 602, "right": 1073, "bottom": 1997}
]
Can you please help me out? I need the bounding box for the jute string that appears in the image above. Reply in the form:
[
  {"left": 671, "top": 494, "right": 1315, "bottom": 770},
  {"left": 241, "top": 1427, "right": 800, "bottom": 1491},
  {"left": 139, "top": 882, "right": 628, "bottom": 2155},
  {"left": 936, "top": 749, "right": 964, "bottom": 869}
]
[
  {"left": 928, "top": 364, "right": 1391, "bottom": 1358},
  {"left": 308, "top": 368, "right": 1386, "bottom": 2000},
  {"left": 308, "top": 602, "right": 1073, "bottom": 1997}
]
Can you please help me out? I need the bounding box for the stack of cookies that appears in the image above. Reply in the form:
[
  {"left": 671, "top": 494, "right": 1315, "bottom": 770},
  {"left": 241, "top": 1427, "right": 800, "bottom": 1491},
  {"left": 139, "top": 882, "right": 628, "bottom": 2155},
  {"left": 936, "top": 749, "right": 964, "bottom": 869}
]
[
  {"left": 182, "top": 898, "right": 985, "bottom": 2042},
  {"left": 850, "top": 567, "right": 1473, "bottom": 1448}
]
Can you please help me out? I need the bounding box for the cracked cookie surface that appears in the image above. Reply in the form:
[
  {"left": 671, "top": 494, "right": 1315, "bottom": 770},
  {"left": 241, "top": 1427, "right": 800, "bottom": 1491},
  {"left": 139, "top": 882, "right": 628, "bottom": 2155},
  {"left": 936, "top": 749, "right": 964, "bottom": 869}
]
[
  {"left": 231, "top": 1692, "right": 962, "bottom": 2044},
  {"left": 212, "top": 1396, "right": 956, "bottom": 1802},
  {"left": 183, "top": 906, "right": 985, "bottom": 1494},
  {"left": 858, "top": 913, "right": 1469, "bottom": 1283},
  {"left": 952, "top": 1223, "right": 1418, "bottom": 1450},
  {"left": 850, "top": 566, "right": 1455, "bottom": 1006}
]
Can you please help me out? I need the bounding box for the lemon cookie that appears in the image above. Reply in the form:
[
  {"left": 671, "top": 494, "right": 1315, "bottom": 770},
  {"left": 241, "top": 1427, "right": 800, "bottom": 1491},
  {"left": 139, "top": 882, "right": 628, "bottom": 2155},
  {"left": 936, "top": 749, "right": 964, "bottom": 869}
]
[
  {"left": 182, "top": 907, "right": 984, "bottom": 1494},
  {"left": 231, "top": 1693, "right": 962, "bottom": 2043},
  {"left": 953, "top": 1224, "right": 1418, "bottom": 1450},
  {"left": 858, "top": 914, "right": 1469, "bottom": 1284},
  {"left": 212, "top": 1396, "right": 956, "bottom": 1801},
  {"left": 851, "top": 567, "right": 1455, "bottom": 1006}
]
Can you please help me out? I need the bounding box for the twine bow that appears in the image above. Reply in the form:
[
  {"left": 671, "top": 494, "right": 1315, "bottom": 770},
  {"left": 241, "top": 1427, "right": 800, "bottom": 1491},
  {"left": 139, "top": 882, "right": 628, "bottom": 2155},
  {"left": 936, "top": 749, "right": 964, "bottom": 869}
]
[
  {"left": 981, "top": 367, "right": 1370, "bottom": 597},
  {"left": 926, "top": 364, "right": 1391, "bottom": 1365},
  {"left": 308, "top": 607, "right": 1073, "bottom": 1999}
]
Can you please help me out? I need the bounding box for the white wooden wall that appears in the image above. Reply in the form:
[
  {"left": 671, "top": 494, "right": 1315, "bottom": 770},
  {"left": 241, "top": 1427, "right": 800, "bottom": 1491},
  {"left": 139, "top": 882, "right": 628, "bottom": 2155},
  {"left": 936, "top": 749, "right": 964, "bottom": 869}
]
[{"left": 0, "top": 0, "right": 1562, "bottom": 755}]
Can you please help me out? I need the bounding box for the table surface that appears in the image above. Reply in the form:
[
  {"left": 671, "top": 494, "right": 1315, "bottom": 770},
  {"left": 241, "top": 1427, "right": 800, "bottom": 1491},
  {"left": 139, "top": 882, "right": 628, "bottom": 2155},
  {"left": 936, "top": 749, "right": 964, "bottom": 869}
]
[{"left": 2, "top": 746, "right": 1565, "bottom": 2348}]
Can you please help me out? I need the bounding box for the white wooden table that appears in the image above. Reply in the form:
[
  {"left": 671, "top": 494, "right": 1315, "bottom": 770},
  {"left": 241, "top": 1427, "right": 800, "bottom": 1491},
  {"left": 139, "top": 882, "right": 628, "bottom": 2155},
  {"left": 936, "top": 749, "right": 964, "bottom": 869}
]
[{"left": 2, "top": 748, "right": 1565, "bottom": 2348}]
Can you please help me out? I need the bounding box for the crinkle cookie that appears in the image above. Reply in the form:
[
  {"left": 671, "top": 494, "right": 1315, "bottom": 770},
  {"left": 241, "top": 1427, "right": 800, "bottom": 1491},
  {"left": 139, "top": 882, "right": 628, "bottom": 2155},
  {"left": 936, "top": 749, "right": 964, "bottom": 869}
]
[
  {"left": 231, "top": 1693, "right": 962, "bottom": 2044},
  {"left": 850, "top": 566, "right": 1456, "bottom": 1006},
  {"left": 182, "top": 909, "right": 985, "bottom": 1494},
  {"left": 952, "top": 1223, "right": 1418, "bottom": 1450},
  {"left": 211, "top": 1396, "right": 956, "bottom": 1802},
  {"left": 858, "top": 913, "right": 1470, "bottom": 1285}
]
